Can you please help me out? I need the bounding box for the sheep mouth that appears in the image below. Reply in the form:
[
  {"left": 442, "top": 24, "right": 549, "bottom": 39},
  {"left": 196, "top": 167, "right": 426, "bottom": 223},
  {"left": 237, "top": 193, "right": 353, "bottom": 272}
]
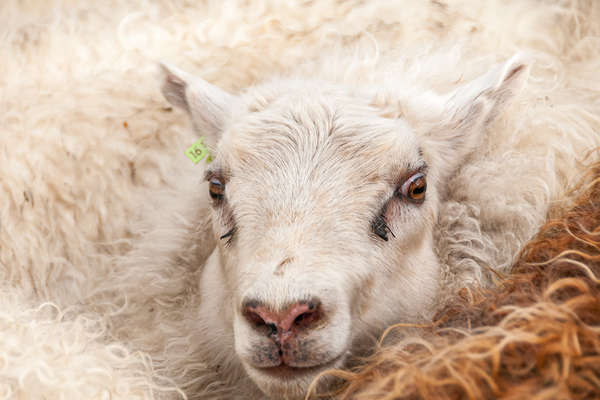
[{"left": 253, "top": 354, "right": 344, "bottom": 381}]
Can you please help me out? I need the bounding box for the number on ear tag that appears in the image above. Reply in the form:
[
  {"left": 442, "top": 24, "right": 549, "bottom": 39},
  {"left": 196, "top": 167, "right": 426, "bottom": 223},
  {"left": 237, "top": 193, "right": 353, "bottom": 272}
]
[{"left": 185, "top": 138, "right": 212, "bottom": 164}]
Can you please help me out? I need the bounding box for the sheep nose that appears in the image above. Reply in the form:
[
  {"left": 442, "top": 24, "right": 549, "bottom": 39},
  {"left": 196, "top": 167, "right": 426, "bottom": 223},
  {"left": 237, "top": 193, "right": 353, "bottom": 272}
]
[{"left": 242, "top": 299, "right": 322, "bottom": 341}]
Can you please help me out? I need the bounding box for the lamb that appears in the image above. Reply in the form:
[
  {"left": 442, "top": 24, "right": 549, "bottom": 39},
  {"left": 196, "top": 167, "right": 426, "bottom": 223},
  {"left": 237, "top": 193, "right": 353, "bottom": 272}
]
[
  {"left": 111, "top": 44, "right": 596, "bottom": 400},
  {"left": 3, "top": 1, "right": 600, "bottom": 399}
]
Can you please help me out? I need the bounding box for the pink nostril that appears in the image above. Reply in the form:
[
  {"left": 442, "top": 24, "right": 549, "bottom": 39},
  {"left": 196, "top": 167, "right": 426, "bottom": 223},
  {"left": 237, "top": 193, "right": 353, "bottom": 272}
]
[
  {"left": 279, "top": 302, "right": 319, "bottom": 331},
  {"left": 244, "top": 308, "right": 266, "bottom": 326},
  {"left": 242, "top": 299, "right": 322, "bottom": 335}
]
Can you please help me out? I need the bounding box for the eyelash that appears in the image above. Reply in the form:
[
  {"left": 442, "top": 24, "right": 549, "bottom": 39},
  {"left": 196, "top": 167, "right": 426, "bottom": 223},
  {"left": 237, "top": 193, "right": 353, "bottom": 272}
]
[
  {"left": 220, "top": 227, "right": 236, "bottom": 247},
  {"left": 371, "top": 214, "right": 395, "bottom": 241}
]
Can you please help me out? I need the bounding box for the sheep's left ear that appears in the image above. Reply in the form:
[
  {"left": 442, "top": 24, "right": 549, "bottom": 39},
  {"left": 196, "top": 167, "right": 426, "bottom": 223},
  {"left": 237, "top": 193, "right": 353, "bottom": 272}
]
[
  {"left": 423, "top": 55, "right": 529, "bottom": 178},
  {"left": 159, "top": 63, "right": 233, "bottom": 146}
]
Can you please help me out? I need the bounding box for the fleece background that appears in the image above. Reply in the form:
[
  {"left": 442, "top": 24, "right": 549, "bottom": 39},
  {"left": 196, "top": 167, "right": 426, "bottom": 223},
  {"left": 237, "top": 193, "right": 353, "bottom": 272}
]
[{"left": 1, "top": 1, "right": 599, "bottom": 399}]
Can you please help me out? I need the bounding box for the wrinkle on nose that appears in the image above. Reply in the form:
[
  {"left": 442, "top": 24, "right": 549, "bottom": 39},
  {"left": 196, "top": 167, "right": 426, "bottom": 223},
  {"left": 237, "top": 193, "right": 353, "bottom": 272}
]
[{"left": 274, "top": 256, "right": 294, "bottom": 276}]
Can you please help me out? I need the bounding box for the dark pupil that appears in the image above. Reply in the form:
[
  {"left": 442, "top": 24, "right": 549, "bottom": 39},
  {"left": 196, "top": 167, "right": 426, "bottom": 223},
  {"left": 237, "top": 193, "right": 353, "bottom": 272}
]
[{"left": 410, "top": 178, "right": 426, "bottom": 197}]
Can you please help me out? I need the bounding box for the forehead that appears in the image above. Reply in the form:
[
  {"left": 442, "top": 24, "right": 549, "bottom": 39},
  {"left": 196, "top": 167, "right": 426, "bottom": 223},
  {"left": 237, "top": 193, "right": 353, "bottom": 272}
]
[{"left": 217, "top": 91, "right": 422, "bottom": 189}]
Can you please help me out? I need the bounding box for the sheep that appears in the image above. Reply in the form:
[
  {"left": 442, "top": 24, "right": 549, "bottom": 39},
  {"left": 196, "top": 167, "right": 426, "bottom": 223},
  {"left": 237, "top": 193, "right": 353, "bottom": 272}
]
[
  {"left": 122, "top": 42, "right": 596, "bottom": 399},
  {"left": 3, "top": 1, "right": 599, "bottom": 399}
]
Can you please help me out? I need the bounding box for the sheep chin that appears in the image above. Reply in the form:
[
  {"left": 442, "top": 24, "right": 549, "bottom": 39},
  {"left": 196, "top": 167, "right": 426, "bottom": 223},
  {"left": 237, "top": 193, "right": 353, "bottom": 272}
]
[{"left": 242, "top": 353, "right": 346, "bottom": 399}]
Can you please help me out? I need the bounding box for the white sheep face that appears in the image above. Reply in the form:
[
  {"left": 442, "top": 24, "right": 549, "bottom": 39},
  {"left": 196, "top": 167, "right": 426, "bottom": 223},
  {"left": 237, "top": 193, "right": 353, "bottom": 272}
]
[{"left": 160, "top": 58, "right": 526, "bottom": 399}]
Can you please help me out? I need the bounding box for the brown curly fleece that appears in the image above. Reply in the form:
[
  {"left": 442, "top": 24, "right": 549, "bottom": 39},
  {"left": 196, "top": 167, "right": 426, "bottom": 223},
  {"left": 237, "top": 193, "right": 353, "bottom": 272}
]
[{"left": 326, "top": 162, "right": 600, "bottom": 399}]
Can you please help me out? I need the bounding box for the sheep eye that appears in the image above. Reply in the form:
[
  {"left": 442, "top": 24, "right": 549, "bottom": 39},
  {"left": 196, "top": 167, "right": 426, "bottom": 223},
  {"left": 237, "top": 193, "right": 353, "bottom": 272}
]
[
  {"left": 209, "top": 177, "right": 225, "bottom": 200},
  {"left": 400, "top": 173, "right": 426, "bottom": 203}
]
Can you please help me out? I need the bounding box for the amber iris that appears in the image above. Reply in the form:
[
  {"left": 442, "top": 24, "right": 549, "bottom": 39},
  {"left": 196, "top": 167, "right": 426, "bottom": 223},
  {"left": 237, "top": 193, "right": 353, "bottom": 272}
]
[
  {"left": 209, "top": 177, "right": 225, "bottom": 200},
  {"left": 401, "top": 173, "right": 426, "bottom": 203}
]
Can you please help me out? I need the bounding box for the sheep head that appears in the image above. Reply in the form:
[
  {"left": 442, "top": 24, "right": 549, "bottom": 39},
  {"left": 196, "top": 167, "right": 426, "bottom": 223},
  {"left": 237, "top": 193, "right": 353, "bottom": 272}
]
[{"left": 159, "top": 56, "right": 527, "bottom": 399}]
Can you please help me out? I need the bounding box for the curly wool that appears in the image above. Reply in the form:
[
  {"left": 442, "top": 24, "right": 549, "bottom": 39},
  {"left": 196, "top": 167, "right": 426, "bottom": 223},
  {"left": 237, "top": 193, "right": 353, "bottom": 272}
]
[{"left": 0, "top": 286, "right": 186, "bottom": 399}]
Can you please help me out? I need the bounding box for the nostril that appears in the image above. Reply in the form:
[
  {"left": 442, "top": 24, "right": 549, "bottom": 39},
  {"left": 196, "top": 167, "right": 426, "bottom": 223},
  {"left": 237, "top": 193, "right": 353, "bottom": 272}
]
[
  {"left": 292, "top": 305, "right": 320, "bottom": 329},
  {"left": 266, "top": 323, "right": 277, "bottom": 336},
  {"left": 243, "top": 308, "right": 267, "bottom": 327},
  {"left": 242, "top": 302, "right": 281, "bottom": 336},
  {"left": 294, "top": 313, "right": 305, "bottom": 323}
]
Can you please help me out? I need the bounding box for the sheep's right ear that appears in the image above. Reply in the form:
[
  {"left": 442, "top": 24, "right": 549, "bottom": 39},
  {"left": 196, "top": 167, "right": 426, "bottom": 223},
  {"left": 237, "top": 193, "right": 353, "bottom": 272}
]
[{"left": 159, "top": 63, "right": 233, "bottom": 146}]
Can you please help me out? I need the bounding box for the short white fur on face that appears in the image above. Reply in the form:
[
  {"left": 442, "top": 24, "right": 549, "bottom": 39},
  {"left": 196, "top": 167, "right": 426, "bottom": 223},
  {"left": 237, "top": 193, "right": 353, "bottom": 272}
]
[{"left": 160, "top": 56, "right": 527, "bottom": 399}]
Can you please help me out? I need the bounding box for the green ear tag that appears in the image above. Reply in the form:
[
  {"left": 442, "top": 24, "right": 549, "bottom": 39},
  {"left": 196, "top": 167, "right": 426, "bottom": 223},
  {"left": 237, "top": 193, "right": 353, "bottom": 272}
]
[{"left": 185, "top": 138, "right": 212, "bottom": 164}]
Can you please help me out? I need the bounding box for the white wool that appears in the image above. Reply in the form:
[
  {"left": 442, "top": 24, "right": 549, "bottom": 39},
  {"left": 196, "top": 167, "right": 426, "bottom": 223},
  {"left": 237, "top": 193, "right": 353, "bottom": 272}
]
[
  {"left": 1, "top": 0, "right": 599, "bottom": 399},
  {"left": 0, "top": 285, "right": 182, "bottom": 399}
]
